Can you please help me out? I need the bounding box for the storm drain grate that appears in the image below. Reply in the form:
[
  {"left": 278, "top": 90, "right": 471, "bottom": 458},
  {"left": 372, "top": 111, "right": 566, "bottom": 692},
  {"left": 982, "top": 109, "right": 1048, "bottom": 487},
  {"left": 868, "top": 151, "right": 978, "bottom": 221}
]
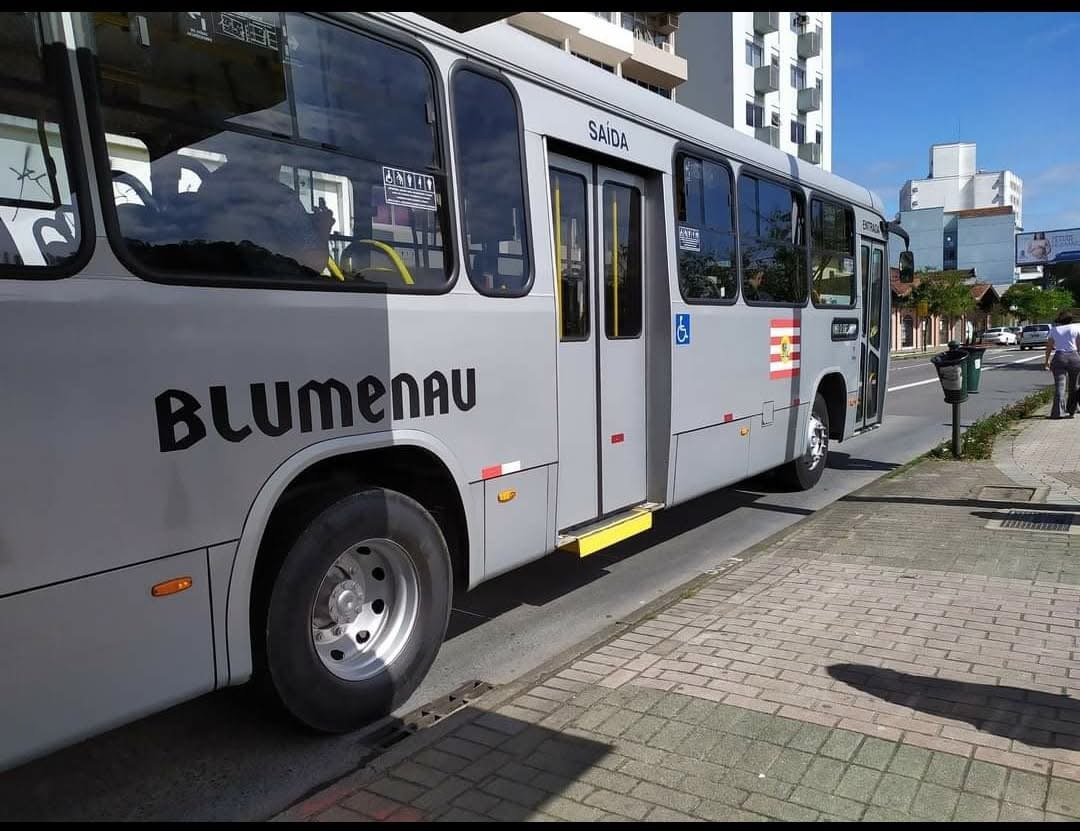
[
  {"left": 986, "top": 511, "right": 1080, "bottom": 534},
  {"left": 362, "top": 679, "right": 496, "bottom": 752},
  {"left": 402, "top": 679, "right": 495, "bottom": 731}
]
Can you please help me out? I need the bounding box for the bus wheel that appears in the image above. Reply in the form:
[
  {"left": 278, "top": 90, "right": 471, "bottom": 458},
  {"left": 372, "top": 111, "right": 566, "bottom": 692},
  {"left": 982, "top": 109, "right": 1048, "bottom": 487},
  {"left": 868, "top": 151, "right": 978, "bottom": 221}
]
[
  {"left": 783, "top": 393, "right": 829, "bottom": 490},
  {"left": 262, "top": 488, "right": 451, "bottom": 732}
]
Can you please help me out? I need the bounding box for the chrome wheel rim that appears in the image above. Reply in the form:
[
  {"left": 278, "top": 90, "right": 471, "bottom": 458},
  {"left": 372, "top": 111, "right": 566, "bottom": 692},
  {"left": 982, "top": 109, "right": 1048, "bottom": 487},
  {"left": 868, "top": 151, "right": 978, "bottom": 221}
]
[
  {"left": 311, "top": 538, "right": 420, "bottom": 681},
  {"left": 806, "top": 412, "right": 828, "bottom": 471}
]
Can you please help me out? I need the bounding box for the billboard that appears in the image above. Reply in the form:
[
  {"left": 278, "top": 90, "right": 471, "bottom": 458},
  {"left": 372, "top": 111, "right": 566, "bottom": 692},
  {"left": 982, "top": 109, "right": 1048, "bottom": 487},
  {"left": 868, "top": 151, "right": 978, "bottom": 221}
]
[{"left": 1016, "top": 228, "right": 1080, "bottom": 266}]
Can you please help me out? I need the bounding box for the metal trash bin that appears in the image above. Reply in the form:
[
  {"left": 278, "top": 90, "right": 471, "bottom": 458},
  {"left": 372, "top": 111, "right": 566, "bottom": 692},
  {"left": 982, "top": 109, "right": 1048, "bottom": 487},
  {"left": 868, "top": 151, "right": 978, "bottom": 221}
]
[
  {"left": 931, "top": 348, "right": 969, "bottom": 404},
  {"left": 962, "top": 345, "right": 986, "bottom": 394}
]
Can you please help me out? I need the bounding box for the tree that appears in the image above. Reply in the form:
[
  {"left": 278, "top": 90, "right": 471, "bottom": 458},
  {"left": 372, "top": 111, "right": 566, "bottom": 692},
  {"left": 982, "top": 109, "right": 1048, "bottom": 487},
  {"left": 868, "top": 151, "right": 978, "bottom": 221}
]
[
  {"left": 1000, "top": 282, "right": 1073, "bottom": 323},
  {"left": 910, "top": 271, "right": 975, "bottom": 340}
]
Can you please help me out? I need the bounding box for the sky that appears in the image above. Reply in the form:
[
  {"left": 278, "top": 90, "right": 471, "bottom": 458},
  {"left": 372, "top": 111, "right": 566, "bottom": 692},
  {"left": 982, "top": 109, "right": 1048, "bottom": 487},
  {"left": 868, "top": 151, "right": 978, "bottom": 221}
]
[{"left": 832, "top": 12, "right": 1080, "bottom": 233}]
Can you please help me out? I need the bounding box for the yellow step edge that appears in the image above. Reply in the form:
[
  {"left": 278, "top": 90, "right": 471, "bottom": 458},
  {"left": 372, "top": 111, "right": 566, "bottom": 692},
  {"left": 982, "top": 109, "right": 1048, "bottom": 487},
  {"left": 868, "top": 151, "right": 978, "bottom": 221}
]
[{"left": 558, "top": 508, "right": 654, "bottom": 558}]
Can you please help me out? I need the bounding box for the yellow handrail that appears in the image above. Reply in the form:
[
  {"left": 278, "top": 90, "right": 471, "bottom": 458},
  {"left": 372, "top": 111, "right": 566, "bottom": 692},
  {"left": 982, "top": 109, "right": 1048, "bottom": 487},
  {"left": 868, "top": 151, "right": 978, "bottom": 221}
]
[
  {"left": 554, "top": 177, "right": 563, "bottom": 338},
  {"left": 358, "top": 239, "right": 415, "bottom": 285},
  {"left": 327, "top": 256, "right": 345, "bottom": 281},
  {"left": 612, "top": 193, "right": 619, "bottom": 338}
]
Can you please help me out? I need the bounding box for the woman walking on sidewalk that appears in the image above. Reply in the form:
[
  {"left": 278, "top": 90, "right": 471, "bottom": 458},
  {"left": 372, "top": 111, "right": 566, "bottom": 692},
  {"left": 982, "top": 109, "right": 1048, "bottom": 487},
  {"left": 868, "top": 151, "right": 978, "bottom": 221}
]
[{"left": 1044, "top": 309, "right": 1080, "bottom": 418}]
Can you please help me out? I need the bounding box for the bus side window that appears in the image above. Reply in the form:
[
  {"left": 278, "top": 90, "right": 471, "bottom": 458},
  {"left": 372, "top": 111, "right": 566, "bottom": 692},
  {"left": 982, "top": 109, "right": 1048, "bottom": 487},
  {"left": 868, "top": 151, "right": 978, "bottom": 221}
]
[
  {"left": 738, "top": 173, "right": 807, "bottom": 306},
  {"left": 87, "top": 12, "right": 451, "bottom": 291},
  {"left": 810, "top": 198, "right": 855, "bottom": 307},
  {"left": 675, "top": 152, "right": 737, "bottom": 302},
  {"left": 452, "top": 68, "right": 531, "bottom": 297},
  {"left": 550, "top": 169, "right": 589, "bottom": 340},
  {"left": 0, "top": 12, "right": 84, "bottom": 273}
]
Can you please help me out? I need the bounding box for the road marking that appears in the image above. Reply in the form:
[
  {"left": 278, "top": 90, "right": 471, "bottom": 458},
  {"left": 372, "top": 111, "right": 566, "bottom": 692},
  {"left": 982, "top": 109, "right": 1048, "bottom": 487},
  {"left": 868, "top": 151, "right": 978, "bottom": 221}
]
[
  {"left": 887, "top": 377, "right": 938, "bottom": 392},
  {"left": 886, "top": 353, "right": 1043, "bottom": 392}
]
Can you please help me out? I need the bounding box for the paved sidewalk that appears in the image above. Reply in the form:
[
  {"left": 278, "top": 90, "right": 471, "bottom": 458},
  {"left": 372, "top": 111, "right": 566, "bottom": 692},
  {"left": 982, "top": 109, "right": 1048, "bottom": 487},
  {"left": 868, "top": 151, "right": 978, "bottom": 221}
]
[
  {"left": 277, "top": 411, "right": 1080, "bottom": 822},
  {"left": 994, "top": 406, "right": 1080, "bottom": 504}
]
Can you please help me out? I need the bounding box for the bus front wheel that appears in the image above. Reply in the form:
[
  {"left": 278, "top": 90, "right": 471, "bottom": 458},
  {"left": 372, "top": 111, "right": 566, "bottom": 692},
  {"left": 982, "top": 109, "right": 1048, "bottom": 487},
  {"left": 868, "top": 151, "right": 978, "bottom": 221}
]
[
  {"left": 261, "top": 488, "right": 452, "bottom": 732},
  {"left": 783, "top": 393, "right": 830, "bottom": 490}
]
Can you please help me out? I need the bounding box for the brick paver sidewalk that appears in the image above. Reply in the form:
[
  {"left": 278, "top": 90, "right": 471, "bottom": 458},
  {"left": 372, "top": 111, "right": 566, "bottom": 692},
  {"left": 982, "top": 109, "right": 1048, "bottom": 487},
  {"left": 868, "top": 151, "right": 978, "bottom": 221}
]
[
  {"left": 277, "top": 413, "right": 1080, "bottom": 822},
  {"left": 995, "top": 407, "right": 1080, "bottom": 505}
]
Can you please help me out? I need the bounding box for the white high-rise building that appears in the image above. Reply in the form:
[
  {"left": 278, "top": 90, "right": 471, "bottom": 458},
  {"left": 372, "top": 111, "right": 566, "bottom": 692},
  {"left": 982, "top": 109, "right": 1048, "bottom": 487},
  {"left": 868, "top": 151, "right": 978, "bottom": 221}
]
[
  {"left": 674, "top": 12, "right": 832, "bottom": 170},
  {"left": 900, "top": 142, "right": 1023, "bottom": 230}
]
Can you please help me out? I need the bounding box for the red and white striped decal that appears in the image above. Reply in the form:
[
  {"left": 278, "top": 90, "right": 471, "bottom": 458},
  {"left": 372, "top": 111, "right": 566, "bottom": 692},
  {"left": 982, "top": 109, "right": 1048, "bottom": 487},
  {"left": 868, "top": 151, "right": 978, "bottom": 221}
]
[
  {"left": 769, "top": 318, "right": 801, "bottom": 380},
  {"left": 481, "top": 460, "right": 522, "bottom": 480}
]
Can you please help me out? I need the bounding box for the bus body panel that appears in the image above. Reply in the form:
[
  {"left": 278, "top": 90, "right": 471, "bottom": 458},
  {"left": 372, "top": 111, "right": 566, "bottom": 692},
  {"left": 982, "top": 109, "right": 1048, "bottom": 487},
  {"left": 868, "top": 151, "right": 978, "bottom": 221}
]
[
  {"left": 209, "top": 540, "right": 238, "bottom": 685},
  {"left": 672, "top": 418, "right": 751, "bottom": 504},
  {"left": 481, "top": 464, "right": 553, "bottom": 580},
  {"left": 0, "top": 271, "right": 555, "bottom": 598},
  {"left": 0, "top": 546, "right": 214, "bottom": 771}
]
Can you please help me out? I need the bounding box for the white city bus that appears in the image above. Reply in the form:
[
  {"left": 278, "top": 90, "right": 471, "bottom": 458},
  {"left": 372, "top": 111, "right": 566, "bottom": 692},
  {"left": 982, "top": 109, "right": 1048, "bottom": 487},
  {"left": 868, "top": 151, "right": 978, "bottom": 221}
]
[{"left": 0, "top": 11, "right": 910, "bottom": 770}]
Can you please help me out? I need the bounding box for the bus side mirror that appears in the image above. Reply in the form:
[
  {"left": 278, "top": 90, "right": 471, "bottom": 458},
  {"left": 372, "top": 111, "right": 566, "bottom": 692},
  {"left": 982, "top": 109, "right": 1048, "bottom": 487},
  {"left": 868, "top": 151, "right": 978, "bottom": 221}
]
[{"left": 899, "top": 250, "right": 914, "bottom": 283}]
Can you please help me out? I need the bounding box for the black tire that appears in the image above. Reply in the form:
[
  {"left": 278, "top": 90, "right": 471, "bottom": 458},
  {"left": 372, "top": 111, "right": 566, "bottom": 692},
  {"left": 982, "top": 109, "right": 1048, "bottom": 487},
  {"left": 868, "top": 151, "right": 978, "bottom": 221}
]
[
  {"left": 782, "top": 393, "right": 830, "bottom": 490},
  {"left": 260, "top": 488, "right": 451, "bottom": 732}
]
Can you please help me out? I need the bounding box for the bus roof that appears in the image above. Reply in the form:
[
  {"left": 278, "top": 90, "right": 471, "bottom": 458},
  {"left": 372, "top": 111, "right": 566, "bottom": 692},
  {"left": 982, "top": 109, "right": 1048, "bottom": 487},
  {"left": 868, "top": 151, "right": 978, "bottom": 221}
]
[{"left": 374, "top": 12, "right": 885, "bottom": 218}]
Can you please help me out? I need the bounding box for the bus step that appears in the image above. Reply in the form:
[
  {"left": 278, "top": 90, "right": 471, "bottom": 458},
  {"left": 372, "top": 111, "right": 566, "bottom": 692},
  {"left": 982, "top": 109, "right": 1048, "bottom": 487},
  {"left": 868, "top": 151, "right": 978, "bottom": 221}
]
[{"left": 557, "top": 503, "right": 661, "bottom": 558}]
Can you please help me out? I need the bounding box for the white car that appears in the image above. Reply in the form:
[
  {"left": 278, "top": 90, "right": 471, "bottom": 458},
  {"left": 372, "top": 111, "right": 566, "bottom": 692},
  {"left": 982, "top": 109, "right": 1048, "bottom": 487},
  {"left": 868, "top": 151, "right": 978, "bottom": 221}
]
[
  {"left": 980, "top": 327, "right": 1017, "bottom": 345},
  {"left": 1020, "top": 323, "right": 1051, "bottom": 350}
]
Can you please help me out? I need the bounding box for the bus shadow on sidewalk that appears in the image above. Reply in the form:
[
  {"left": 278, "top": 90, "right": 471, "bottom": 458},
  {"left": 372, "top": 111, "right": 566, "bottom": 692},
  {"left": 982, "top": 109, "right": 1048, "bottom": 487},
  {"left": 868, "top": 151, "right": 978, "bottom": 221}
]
[
  {"left": 825, "top": 452, "right": 900, "bottom": 473},
  {"left": 828, "top": 663, "right": 1080, "bottom": 751}
]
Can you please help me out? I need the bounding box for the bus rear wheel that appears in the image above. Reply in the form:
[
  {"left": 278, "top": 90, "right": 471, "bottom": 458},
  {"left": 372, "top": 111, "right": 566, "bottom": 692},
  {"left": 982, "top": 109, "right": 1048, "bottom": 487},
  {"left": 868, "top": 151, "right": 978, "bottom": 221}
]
[
  {"left": 261, "top": 488, "right": 451, "bottom": 732},
  {"left": 782, "top": 393, "right": 829, "bottom": 490}
]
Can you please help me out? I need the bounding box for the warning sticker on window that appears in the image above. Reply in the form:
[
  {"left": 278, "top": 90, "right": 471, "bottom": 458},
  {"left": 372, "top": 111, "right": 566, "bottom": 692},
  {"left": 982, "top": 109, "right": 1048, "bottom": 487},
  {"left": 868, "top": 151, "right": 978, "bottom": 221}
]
[
  {"left": 217, "top": 12, "right": 279, "bottom": 50},
  {"left": 184, "top": 12, "right": 213, "bottom": 42},
  {"left": 383, "top": 166, "right": 437, "bottom": 212},
  {"left": 678, "top": 225, "right": 701, "bottom": 252}
]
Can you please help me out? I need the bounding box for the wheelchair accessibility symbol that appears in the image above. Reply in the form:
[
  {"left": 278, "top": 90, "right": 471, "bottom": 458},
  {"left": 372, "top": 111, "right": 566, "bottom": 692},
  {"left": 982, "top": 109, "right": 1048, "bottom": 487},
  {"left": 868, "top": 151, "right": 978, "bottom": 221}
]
[{"left": 675, "top": 313, "right": 691, "bottom": 346}]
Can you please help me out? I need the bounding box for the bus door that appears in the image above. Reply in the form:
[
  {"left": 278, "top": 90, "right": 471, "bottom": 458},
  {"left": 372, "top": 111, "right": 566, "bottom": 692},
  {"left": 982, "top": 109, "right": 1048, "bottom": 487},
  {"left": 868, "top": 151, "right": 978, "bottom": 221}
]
[
  {"left": 549, "top": 154, "right": 647, "bottom": 530},
  {"left": 857, "top": 238, "right": 886, "bottom": 427}
]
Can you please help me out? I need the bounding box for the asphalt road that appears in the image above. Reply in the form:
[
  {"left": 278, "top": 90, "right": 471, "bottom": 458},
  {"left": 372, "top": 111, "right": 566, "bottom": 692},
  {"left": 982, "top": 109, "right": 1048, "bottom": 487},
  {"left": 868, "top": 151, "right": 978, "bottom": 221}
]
[{"left": 0, "top": 346, "right": 1052, "bottom": 821}]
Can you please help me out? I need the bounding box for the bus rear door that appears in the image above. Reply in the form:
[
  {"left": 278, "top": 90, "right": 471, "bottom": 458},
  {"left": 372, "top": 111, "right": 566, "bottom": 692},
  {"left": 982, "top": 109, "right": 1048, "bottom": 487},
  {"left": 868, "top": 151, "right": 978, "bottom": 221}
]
[{"left": 549, "top": 154, "right": 647, "bottom": 530}]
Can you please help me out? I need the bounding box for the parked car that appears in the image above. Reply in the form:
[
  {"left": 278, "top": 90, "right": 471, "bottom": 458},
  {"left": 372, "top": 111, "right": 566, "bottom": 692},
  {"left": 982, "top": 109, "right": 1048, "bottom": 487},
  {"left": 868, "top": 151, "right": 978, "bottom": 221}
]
[
  {"left": 980, "top": 327, "right": 1017, "bottom": 345},
  {"left": 1007, "top": 326, "right": 1023, "bottom": 344},
  {"left": 1020, "top": 323, "right": 1051, "bottom": 350}
]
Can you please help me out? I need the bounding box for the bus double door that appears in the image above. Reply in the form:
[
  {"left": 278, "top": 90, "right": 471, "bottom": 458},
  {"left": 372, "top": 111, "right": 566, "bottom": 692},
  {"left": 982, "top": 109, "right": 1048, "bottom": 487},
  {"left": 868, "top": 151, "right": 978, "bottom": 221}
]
[{"left": 548, "top": 154, "right": 646, "bottom": 530}]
